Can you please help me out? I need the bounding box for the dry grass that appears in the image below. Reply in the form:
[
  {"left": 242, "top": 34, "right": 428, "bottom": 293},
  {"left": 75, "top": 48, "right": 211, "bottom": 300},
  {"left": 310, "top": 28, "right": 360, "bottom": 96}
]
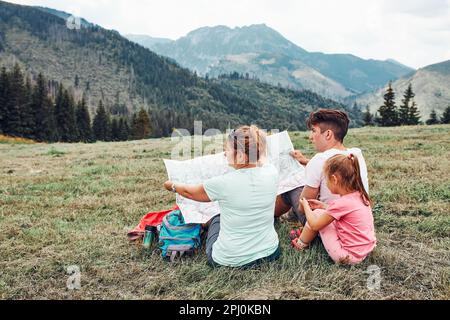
[
  {"left": 0, "top": 135, "right": 36, "bottom": 145},
  {"left": 0, "top": 125, "right": 449, "bottom": 300}
]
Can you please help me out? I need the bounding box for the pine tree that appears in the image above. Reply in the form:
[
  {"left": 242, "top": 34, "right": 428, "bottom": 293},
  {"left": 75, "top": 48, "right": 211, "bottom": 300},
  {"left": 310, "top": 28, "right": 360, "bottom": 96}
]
[
  {"left": 408, "top": 101, "right": 421, "bottom": 125},
  {"left": 118, "top": 118, "right": 130, "bottom": 141},
  {"left": 379, "top": 82, "right": 399, "bottom": 126},
  {"left": 131, "top": 108, "right": 151, "bottom": 140},
  {"left": 363, "top": 105, "right": 373, "bottom": 126},
  {"left": 377, "top": 82, "right": 399, "bottom": 127},
  {"left": 110, "top": 118, "right": 120, "bottom": 141},
  {"left": 92, "top": 100, "right": 110, "bottom": 141},
  {"left": 130, "top": 112, "right": 138, "bottom": 139},
  {"left": 54, "top": 85, "right": 64, "bottom": 139},
  {"left": 55, "top": 85, "right": 78, "bottom": 142},
  {"left": 4, "top": 63, "right": 25, "bottom": 136},
  {"left": 426, "top": 110, "right": 440, "bottom": 125},
  {"left": 68, "top": 93, "right": 80, "bottom": 142},
  {"left": 21, "top": 76, "right": 35, "bottom": 138},
  {"left": 31, "top": 73, "right": 57, "bottom": 142},
  {"left": 399, "top": 83, "right": 415, "bottom": 125},
  {"left": 441, "top": 106, "right": 450, "bottom": 124},
  {"left": 76, "top": 95, "right": 93, "bottom": 143},
  {"left": 0, "top": 67, "right": 8, "bottom": 134}
]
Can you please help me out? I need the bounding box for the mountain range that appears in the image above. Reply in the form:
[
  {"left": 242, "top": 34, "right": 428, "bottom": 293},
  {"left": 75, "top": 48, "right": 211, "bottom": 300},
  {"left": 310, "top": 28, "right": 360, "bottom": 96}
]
[
  {"left": 126, "top": 25, "right": 415, "bottom": 100},
  {"left": 0, "top": 0, "right": 361, "bottom": 137},
  {"left": 353, "top": 59, "right": 450, "bottom": 119}
]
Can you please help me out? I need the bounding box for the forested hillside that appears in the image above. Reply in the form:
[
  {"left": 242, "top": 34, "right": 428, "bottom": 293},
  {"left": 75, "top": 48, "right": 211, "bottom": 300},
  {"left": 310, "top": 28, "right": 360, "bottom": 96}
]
[{"left": 0, "top": 1, "right": 362, "bottom": 140}]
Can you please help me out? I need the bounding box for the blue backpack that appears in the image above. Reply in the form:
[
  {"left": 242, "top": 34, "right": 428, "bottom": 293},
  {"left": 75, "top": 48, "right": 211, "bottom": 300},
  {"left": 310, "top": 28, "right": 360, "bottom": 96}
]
[{"left": 158, "top": 209, "right": 202, "bottom": 262}]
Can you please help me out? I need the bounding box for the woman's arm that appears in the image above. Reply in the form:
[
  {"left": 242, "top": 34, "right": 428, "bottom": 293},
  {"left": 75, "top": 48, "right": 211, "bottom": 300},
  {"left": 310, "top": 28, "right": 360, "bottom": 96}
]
[
  {"left": 164, "top": 181, "right": 211, "bottom": 203},
  {"left": 300, "top": 198, "right": 334, "bottom": 232}
]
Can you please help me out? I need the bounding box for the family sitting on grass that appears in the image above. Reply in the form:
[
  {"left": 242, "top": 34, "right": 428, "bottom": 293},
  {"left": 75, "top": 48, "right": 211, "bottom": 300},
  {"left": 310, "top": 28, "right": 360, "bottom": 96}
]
[{"left": 163, "top": 109, "right": 377, "bottom": 268}]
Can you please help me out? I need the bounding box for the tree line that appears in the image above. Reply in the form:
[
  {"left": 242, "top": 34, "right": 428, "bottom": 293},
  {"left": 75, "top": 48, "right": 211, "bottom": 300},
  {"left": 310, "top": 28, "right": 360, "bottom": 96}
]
[
  {"left": 362, "top": 82, "right": 450, "bottom": 126},
  {"left": 1, "top": 3, "right": 368, "bottom": 138},
  {"left": 0, "top": 64, "right": 152, "bottom": 143}
]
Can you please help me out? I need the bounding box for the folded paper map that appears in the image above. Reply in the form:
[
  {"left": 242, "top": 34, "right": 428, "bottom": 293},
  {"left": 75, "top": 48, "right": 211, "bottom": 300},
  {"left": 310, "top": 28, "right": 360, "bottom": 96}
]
[{"left": 164, "top": 131, "right": 305, "bottom": 224}]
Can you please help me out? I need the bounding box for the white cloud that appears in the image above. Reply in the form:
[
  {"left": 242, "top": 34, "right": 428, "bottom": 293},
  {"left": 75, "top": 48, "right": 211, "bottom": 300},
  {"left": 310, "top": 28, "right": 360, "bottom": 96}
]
[{"left": 7, "top": 0, "right": 450, "bottom": 69}]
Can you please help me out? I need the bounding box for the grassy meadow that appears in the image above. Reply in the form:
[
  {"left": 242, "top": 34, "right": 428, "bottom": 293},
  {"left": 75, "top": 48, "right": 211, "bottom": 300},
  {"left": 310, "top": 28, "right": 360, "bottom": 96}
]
[{"left": 0, "top": 125, "right": 449, "bottom": 300}]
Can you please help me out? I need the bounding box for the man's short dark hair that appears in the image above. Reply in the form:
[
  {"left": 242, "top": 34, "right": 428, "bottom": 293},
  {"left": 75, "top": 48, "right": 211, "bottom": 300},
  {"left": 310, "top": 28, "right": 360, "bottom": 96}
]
[{"left": 306, "top": 109, "right": 350, "bottom": 143}]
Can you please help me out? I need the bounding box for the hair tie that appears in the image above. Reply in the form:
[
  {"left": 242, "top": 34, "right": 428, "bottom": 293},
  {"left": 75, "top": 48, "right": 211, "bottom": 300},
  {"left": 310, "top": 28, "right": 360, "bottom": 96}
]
[{"left": 348, "top": 153, "right": 354, "bottom": 160}]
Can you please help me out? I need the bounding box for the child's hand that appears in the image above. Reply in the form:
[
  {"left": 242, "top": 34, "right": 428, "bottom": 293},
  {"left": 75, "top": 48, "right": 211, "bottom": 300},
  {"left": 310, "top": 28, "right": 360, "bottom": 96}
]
[
  {"left": 300, "top": 198, "right": 311, "bottom": 212},
  {"left": 163, "top": 181, "right": 174, "bottom": 192},
  {"left": 307, "top": 199, "right": 328, "bottom": 210}
]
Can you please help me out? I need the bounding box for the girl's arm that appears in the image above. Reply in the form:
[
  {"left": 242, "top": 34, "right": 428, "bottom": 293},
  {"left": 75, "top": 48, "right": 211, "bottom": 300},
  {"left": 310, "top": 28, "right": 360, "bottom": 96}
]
[
  {"left": 164, "top": 181, "right": 211, "bottom": 203},
  {"left": 300, "top": 198, "right": 334, "bottom": 232},
  {"left": 307, "top": 199, "right": 328, "bottom": 210}
]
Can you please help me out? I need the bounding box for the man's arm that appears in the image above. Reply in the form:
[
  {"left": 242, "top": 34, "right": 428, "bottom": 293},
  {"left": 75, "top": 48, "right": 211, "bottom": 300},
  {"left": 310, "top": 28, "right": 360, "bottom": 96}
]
[{"left": 290, "top": 150, "right": 310, "bottom": 166}]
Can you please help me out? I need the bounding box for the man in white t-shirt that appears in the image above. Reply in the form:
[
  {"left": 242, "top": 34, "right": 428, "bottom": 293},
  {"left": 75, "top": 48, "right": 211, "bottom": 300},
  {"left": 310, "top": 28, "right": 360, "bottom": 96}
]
[{"left": 275, "top": 109, "right": 369, "bottom": 225}]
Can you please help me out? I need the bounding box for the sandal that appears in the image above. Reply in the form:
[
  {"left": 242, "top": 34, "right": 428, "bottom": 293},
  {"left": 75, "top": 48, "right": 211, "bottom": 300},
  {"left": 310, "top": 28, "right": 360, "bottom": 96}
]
[
  {"left": 289, "top": 228, "right": 303, "bottom": 240},
  {"left": 291, "top": 238, "right": 310, "bottom": 251}
]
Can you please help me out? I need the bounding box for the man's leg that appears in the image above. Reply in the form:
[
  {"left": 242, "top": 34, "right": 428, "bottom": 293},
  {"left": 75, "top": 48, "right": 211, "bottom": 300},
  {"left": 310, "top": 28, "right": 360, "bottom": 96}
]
[
  {"left": 275, "top": 195, "right": 291, "bottom": 217},
  {"left": 275, "top": 186, "right": 306, "bottom": 225}
]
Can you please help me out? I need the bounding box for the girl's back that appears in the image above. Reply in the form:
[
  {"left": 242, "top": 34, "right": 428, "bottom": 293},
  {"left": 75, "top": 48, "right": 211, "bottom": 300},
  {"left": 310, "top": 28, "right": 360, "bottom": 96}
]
[{"left": 327, "top": 191, "right": 377, "bottom": 260}]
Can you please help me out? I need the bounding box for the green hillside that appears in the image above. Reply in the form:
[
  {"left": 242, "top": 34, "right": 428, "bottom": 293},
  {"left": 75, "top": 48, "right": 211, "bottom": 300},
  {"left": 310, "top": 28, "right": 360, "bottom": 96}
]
[
  {"left": 0, "top": 1, "right": 361, "bottom": 138},
  {"left": 212, "top": 76, "right": 364, "bottom": 129},
  {"left": 128, "top": 24, "right": 414, "bottom": 99}
]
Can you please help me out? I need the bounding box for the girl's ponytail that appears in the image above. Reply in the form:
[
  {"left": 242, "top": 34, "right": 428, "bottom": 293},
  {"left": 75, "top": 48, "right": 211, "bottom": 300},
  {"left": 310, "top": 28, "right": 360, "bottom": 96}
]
[
  {"left": 348, "top": 154, "right": 371, "bottom": 206},
  {"left": 324, "top": 154, "right": 372, "bottom": 207}
]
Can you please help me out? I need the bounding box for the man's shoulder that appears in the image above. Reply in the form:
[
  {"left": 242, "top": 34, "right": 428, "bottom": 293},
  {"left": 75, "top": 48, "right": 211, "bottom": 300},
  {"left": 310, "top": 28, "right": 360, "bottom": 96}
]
[
  {"left": 308, "top": 147, "right": 366, "bottom": 166},
  {"left": 324, "top": 147, "right": 365, "bottom": 158},
  {"left": 310, "top": 149, "right": 343, "bottom": 162},
  {"left": 347, "top": 147, "right": 366, "bottom": 161},
  {"left": 347, "top": 147, "right": 364, "bottom": 154},
  {"left": 306, "top": 152, "right": 329, "bottom": 170}
]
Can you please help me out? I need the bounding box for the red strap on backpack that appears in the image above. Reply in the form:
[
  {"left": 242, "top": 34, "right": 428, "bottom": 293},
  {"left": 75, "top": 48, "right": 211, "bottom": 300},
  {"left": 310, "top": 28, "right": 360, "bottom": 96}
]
[{"left": 127, "top": 205, "right": 179, "bottom": 241}]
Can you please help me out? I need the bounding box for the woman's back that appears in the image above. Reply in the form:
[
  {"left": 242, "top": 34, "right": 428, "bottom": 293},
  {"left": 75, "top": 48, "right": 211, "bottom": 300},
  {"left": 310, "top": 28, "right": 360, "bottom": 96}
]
[{"left": 204, "top": 163, "right": 280, "bottom": 267}]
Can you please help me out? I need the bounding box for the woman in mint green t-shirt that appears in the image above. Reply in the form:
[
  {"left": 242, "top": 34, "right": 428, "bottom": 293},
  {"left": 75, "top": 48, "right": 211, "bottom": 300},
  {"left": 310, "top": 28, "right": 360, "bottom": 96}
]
[{"left": 163, "top": 125, "right": 280, "bottom": 268}]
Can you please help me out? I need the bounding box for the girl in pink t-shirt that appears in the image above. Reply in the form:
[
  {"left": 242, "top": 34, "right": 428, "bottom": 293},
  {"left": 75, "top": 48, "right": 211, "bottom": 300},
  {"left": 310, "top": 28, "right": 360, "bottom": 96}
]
[{"left": 290, "top": 153, "right": 377, "bottom": 265}]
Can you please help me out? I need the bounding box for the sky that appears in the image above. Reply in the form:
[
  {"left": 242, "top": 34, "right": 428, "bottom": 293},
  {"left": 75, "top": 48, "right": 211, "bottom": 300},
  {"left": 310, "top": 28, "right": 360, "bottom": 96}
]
[{"left": 7, "top": 0, "right": 450, "bottom": 69}]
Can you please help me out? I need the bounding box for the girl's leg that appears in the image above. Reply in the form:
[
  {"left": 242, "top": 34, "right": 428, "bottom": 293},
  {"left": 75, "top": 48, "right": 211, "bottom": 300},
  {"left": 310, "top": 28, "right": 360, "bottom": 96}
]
[
  {"left": 319, "top": 221, "right": 360, "bottom": 265},
  {"left": 299, "top": 224, "right": 318, "bottom": 244},
  {"left": 293, "top": 209, "right": 321, "bottom": 250}
]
